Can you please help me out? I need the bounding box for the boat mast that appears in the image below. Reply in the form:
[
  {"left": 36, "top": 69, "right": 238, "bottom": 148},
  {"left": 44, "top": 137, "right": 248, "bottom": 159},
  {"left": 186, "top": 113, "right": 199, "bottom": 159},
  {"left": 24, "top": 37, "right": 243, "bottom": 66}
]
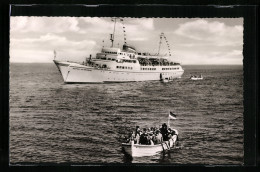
[
  {"left": 158, "top": 33, "right": 163, "bottom": 55},
  {"left": 110, "top": 17, "right": 125, "bottom": 47},
  {"left": 110, "top": 17, "right": 117, "bottom": 47},
  {"left": 157, "top": 32, "right": 172, "bottom": 56}
]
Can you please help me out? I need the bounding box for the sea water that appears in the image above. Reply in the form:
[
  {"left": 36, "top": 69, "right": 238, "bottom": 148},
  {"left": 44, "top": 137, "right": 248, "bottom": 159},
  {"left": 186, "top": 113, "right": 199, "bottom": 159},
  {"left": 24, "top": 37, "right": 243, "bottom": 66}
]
[{"left": 9, "top": 64, "right": 243, "bottom": 164}]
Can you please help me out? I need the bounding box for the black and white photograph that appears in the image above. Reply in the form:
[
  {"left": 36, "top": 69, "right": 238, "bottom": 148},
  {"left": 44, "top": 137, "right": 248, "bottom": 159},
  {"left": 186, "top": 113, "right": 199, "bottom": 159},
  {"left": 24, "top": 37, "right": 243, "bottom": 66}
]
[{"left": 9, "top": 16, "right": 244, "bottom": 164}]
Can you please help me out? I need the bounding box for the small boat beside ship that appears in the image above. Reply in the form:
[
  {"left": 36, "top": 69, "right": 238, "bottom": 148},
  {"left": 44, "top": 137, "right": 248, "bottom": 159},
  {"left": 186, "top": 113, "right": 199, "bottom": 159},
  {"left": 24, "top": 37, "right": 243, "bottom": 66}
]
[{"left": 190, "top": 74, "right": 203, "bottom": 80}]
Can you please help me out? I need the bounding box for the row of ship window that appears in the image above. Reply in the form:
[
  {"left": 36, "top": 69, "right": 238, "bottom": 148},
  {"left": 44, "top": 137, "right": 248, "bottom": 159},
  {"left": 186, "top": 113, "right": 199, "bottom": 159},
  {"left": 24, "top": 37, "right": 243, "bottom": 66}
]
[
  {"left": 103, "top": 52, "right": 135, "bottom": 57},
  {"left": 104, "top": 52, "right": 117, "bottom": 54},
  {"left": 116, "top": 66, "right": 133, "bottom": 70},
  {"left": 96, "top": 56, "right": 137, "bottom": 63},
  {"left": 118, "top": 59, "right": 137, "bottom": 63},
  {"left": 96, "top": 57, "right": 116, "bottom": 61},
  {"left": 162, "top": 68, "right": 179, "bottom": 70},
  {"left": 104, "top": 52, "right": 127, "bottom": 55},
  {"left": 114, "top": 67, "right": 180, "bottom": 70},
  {"left": 141, "top": 67, "right": 179, "bottom": 70},
  {"left": 141, "top": 68, "right": 156, "bottom": 70},
  {"left": 107, "top": 52, "right": 134, "bottom": 56}
]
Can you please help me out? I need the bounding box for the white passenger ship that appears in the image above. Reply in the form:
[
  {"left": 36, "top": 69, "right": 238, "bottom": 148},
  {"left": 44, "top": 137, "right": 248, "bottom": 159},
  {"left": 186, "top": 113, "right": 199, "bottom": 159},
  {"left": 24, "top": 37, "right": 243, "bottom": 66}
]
[{"left": 53, "top": 18, "right": 184, "bottom": 83}]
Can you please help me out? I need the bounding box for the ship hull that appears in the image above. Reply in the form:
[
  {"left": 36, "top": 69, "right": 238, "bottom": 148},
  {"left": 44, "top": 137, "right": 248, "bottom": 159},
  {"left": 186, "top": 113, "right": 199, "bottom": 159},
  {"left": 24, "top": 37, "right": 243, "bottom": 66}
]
[{"left": 54, "top": 60, "right": 184, "bottom": 83}]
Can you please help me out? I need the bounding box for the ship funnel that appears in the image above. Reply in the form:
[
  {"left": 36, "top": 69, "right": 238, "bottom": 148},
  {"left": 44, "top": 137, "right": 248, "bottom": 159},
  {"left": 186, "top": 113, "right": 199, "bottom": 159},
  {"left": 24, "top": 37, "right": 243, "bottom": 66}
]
[{"left": 123, "top": 44, "right": 136, "bottom": 53}]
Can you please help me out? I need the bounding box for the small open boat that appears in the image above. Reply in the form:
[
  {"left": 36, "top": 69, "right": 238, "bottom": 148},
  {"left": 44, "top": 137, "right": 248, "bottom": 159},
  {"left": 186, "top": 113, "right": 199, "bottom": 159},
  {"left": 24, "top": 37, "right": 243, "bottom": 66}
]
[
  {"left": 190, "top": 75, "right": 203, "bottom": 80},
  {"left": 122, "top": 131, "right": 178, "bottom": 157}
]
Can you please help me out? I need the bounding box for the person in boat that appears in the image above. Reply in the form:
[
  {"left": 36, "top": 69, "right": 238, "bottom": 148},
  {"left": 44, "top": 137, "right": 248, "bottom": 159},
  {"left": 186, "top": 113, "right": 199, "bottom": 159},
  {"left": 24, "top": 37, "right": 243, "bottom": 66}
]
[
  {"left": 169, "top": 128, "right": 175, "bottom": 136},
  {"left": 154, "top": 129, "right": 163, "bottom": 144},
  {"left": 169, "top": 128, "right": 178, "bottom": 146},
  {"left": 126, "top": 131, "right": 135, "bottom": 143},
  {"left": 147, "top": 132, "right": 154, "bottom": 145},
  {"left": 170, "top": 129, "right": 179, "bottom": 141},
  {"left": 135, "top": 126, "right": 141, "bottom": 144},
  {"left": 130, "top": 131, "right": 135, "bottom": 142},
  {"left": 167, "top": 128, "right": 173, "bottom": 140},
  {"left": 160, "top": 123, "right": 169, "bottom": 141},
  {"left": 139, "top": 128, "right": 148, "bottom": 145},
  {"left": 152, "top": 131, "right": 157, "bottom": 144}
]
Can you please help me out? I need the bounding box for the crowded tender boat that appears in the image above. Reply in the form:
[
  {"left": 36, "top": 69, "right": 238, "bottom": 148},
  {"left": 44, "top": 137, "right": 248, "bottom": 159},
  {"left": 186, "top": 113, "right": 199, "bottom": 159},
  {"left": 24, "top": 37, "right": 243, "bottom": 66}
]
[{"left": 122, "top": 123, "right": 179, "bottom": 157}]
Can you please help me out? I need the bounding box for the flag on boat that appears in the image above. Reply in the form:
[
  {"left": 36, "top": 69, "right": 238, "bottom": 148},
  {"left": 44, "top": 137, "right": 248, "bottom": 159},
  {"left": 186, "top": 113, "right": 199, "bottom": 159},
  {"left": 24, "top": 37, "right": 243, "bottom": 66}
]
[
  {"left": 53, "top": 50, "right": 56, "bottom": 59},
  {"left": 169, "top": 112, "right": 177, "bottom": 119}
]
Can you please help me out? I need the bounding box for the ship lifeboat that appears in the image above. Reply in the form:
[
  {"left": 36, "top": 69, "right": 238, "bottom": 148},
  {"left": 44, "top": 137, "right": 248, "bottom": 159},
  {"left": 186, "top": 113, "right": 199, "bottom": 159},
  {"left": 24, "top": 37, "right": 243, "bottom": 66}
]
[{"left": 190, "top": 75, "right": 203, "bottom": 80}]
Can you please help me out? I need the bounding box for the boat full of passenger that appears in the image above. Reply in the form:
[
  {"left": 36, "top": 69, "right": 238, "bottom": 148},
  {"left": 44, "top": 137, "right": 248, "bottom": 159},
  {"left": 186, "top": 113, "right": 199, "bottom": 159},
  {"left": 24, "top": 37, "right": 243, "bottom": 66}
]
[
  {"left": 190, "top": 74, "right": 203, "bottom": 80},
  {"left": 53, "top": 18, "right": 184, "bottom": 83},
  {"left": 122, "top": 123, "right": 179, "bottom": 157}
]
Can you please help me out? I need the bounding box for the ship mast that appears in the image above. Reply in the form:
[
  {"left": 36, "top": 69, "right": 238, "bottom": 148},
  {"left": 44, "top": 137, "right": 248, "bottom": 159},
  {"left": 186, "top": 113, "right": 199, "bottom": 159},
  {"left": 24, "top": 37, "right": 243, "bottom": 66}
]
[
  {"left": 158, "top": 33, "right": 163, "bottom": 55},
  {"left": 110, "top": 17, "right": 117, "bottom": 47},
  {"left": 110, "top": 17, "right": 126, "bottom": 47},
  {"left": 157, "top": 32, "right": 172, "bottom": 56}
]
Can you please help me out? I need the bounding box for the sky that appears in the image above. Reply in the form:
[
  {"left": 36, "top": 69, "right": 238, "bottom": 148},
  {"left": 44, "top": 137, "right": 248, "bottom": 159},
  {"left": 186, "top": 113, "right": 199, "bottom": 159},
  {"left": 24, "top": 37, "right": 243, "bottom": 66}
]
[{"left": 10, "top": 17, "right": 243, "bottom": 65}]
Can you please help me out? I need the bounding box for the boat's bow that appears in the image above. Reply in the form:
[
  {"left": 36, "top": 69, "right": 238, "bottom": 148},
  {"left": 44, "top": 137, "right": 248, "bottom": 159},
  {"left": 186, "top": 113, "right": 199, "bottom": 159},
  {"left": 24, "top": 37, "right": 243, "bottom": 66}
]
[{"left": 53, "top": 60, "right": 71, "bottom": 82}]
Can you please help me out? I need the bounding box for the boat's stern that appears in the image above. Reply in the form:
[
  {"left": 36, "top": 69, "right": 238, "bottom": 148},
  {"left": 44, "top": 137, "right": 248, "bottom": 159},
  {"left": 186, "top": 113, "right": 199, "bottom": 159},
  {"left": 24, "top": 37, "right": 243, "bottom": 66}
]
[
  {"left": 122, "top": 143, "right": 132, "bottom": 156},
  {"left": 178, "top": 65, "right": 185, "bottom": 77}
]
